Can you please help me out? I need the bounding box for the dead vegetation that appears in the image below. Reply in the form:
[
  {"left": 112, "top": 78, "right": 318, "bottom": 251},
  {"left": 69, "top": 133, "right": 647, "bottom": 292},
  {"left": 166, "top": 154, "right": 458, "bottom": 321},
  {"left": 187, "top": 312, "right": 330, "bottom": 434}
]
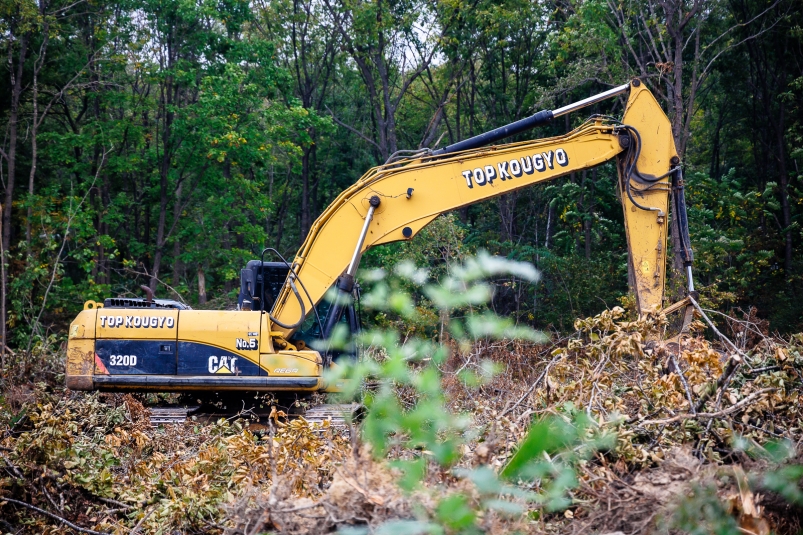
[{"left": 1, "top": 306, "right": 802, "bottom": 534}]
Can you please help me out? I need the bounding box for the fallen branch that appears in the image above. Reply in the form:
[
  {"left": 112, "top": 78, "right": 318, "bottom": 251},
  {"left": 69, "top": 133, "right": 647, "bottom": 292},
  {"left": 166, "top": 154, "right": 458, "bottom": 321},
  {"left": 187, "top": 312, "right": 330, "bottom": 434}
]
[
  {"left": 747, "top": 366, "right": 779, "bottom": 375},
  {"left": 273, "top": 502, "right": 324, "bottom": 514},
  {"left": 97, "top": 497, "right": 133, "bottom": 510},
  {"left": 0, "top": 497, "right": 110, "bottom": 535},
  {"left": 129, "top": 504, "right": 155, "bottom": 534},
  {"left": 693, "top": 356, "right": 740, "bottom": 413},
  {"left": 670, "top": 352, "right": 697, "bottom": 415},
  {"left": 688, "top": 296, "right": 748, "bottom": 363},
  {"left": 500, "top": 349, "right": 566, "bottom": 418},
  {"left": 638, "top": 388, "right": 776, "bottom": 426}
]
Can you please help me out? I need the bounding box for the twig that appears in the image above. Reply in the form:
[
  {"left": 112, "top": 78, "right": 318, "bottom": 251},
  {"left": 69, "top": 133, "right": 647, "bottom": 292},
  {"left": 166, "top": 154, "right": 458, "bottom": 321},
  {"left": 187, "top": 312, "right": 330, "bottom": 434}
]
[
  {"left": 117, "top": 267, "right": 187, "bottom": 304},
  {"left": 747, "top": 366, "right": 779, "bottom": 375},
  {"left": 26, "top": 145, "right": 112, "bottom": 355},
  {"left": 97, "top": 497, "right": 133, "bottom": 510},
  {"left": 688, "top": 296, "right": 748, "bottom": 363},
  {"left": 0, "top": 497, "right": 110, "bottom": 535},
  {"left": 694, "top": 354, "right": 740, "bottom": 413},
  {"left": 670, "top": 353, "right": 697, "bottom": 415},
  {"left": 129, "top": 505, "right": 155, "bottom": 534},
  {"left": 500, "top": 350, "right": 565, "bottom": 418},
  {"left": 638, "top": 388, "right": 776, "bottom": 426}
]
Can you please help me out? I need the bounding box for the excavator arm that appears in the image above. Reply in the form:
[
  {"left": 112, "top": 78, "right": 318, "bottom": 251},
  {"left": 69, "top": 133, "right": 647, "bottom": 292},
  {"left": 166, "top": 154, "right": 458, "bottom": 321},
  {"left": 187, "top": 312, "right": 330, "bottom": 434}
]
[{"left": 270, "top": 80, "right": 682, "bottom": 341}]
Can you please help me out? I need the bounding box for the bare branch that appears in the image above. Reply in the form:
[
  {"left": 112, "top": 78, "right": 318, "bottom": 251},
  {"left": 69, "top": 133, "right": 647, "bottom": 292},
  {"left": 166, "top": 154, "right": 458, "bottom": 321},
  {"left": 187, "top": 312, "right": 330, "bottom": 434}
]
[
  {"left": 701, "top": 0, "right": 781, "bottom": 57},
  {"left": 638, "top": 387, "right": 777, "bottom": 426},
  {"left": 47, "top": 0, "right": 87, "bottom": 16},
  {"left": 25, "top": 145, "right": 113, "bottom": 353},
  {"left": 0, "top": 497, "right": 110, "bottom": 535},
  {"left": 325, "top": 106, "right": 382, "bottom": 151}
]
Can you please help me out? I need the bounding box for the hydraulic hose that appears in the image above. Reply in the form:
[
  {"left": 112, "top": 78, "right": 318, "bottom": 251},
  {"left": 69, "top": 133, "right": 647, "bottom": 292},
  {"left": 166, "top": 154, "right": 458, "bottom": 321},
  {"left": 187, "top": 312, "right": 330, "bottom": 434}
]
[
  {"left": 671, "top": 166, "right": 695, "bottom": 292},
  {"left": 269, "top": 277, "right": 307, "bottom": 330}
]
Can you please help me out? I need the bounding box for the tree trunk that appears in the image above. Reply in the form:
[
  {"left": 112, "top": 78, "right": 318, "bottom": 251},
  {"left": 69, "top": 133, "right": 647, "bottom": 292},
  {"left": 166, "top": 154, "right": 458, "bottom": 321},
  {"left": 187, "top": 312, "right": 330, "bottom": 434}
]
[
  {"left": 151, "top": 81, "right": 174, "bottom": 292},
  {"left": 301, "top": 145, "right": 312, "bottom": 238},
  {"left": 585, "top": 169, "right": 596, "bottom": 260},
  {"left": 197, "top": 267, "right": 207, "bottom": 304},
  {"left": 776, "top": 103, "right": 793, "bottom": 274},
  {"left": 26, "top": 64, "right": 39, "bottom": 259},
  {"left": 2, "top": 33, "right": 30, "bottom": 353},
  {"left": 172, "top": 182, "right": 183, "bottom": 286}
]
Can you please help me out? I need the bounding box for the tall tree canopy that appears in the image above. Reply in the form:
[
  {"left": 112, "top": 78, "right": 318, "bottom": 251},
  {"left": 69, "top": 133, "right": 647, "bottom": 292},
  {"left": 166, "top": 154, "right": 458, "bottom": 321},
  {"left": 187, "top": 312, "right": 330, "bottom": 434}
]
[{"left": 0, "top": 0, "right": 800, "bottom": 359}]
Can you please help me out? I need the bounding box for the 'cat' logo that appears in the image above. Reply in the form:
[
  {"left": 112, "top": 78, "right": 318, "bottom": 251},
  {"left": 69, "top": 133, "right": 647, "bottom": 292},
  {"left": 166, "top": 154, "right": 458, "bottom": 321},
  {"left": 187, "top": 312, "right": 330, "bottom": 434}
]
[{"left": 208, "top": 355, "right": 238, "bottom": 374}]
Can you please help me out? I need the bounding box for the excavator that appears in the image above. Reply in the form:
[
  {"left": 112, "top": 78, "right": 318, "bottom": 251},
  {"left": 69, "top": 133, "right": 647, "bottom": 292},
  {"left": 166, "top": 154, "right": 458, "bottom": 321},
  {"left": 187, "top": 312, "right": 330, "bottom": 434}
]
[{"left": 65, "top": 79, "right": 695, "bottom": 421}]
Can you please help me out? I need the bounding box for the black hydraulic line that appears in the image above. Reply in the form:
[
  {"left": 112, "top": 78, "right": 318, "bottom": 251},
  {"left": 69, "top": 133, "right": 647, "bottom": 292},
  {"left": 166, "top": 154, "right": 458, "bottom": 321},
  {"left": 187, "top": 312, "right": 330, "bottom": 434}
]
[
  {"left": 320, "top": 275, "right": 354, "bottom": 341},
  {"left": 671, "top": 167, "right": 694, "bottom": 269},
  {"left": 269, "top": 278, "right": 306, "bottom": 330},
  {"left": 431, "top": 82, "right": 631, "bottom": 156},
  {"left": 431, "top": 110, "right": 555, "bottom": 156},
  {"left": 260, "top": 247, "right": 323, "bottom": 334}
]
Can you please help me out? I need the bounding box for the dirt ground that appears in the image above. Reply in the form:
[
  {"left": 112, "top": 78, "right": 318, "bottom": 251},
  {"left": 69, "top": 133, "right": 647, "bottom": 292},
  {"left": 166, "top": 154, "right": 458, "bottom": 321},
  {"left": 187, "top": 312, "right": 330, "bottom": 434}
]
[{"left": 2, "top": 308, "right": 802, "bottom": 534}]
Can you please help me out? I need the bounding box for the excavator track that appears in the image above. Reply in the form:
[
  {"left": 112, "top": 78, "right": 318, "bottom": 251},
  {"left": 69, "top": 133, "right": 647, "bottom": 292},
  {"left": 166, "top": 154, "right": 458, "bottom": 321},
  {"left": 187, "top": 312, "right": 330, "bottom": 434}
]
[
  {"left": 299, "top": 403, "right": 361, "bottom": 428},
  {"left": 149, "top": 406, "right": 200, "bottom": 425},
  {"left": 148, "top": 403, "right": 361, "bottom": 431}
]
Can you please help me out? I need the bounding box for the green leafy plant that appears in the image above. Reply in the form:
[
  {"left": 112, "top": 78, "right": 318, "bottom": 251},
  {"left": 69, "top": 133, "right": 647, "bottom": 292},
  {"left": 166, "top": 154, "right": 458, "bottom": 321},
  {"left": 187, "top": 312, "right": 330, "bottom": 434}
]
[{"left": 327, "top": 252, "right": 617, "bottom": 532}]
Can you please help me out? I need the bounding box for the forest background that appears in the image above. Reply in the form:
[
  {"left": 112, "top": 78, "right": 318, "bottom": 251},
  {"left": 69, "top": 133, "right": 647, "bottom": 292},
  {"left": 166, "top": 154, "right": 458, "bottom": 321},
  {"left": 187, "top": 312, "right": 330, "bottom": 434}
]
[{"left": 0, "top": 0, "right": 801, "bottom": 362}]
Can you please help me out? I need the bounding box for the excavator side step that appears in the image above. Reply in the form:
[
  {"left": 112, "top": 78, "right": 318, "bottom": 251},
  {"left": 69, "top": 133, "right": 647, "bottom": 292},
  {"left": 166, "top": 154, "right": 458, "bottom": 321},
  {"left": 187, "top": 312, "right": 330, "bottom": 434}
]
[{"left": 95, "top": 375, "right": 319, "bottom": 391}]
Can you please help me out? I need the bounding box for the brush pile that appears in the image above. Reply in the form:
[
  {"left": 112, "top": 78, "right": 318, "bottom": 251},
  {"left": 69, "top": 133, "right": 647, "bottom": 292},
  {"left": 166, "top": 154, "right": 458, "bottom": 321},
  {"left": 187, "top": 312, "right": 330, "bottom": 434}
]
[{"left": 1, "top": 307, "right": 802, "bottom": 534}]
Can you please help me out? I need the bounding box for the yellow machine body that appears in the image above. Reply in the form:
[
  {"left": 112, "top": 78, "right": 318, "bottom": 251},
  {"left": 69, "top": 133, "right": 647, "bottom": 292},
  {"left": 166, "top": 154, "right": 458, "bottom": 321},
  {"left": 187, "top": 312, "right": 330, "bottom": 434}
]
[
  {"left": 66, "top": 81, "right": 680, "bottom": 393},
  {"left": 67, "top": 303, "right": 325, "bottom": 392}
]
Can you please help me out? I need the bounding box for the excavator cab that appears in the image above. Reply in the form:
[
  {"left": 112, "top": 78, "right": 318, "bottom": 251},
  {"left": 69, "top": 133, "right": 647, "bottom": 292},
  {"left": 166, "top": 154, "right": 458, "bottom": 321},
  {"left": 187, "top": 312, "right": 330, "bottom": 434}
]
[{"left": 237, "top": 261, "right": 361, "bottom": 359}]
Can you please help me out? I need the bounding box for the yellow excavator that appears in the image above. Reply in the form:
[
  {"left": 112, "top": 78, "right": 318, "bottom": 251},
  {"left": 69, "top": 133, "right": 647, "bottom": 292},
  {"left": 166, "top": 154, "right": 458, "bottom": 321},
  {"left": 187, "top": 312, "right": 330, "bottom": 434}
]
[{"left": 66, "top": 79, "right": 695, "bottom": 403}]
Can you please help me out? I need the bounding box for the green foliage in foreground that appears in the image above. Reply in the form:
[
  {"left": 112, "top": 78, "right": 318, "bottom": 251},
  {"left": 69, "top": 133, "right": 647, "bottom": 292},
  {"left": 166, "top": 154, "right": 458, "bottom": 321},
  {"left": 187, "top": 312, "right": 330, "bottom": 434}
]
[
  {"left": 328, "top": 253, "right": 618, "bottom": 532},
  {"left": 331, "top": 253, "right": 803, "bottom": 534}
]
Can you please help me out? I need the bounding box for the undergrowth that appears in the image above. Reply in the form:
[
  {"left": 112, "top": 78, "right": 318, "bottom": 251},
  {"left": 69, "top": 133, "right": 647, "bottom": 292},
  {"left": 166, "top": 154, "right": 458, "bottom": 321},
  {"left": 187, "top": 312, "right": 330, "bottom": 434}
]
[{"left": 1, "top": 253, "right": 802, "bottom": 534}]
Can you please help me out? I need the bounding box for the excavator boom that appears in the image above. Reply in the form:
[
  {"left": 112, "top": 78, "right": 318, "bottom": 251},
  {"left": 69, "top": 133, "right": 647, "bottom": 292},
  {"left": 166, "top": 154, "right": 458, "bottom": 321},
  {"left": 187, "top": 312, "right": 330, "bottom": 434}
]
[{"left": 271, "top": 81, "right": 678, "bottom": 340}]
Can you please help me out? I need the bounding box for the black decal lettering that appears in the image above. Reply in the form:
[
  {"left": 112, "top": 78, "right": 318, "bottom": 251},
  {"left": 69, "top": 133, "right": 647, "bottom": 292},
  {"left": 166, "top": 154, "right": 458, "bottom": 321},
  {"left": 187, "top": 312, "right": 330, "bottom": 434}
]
[
  {"left": 484, "top": 165, "right": 497, "bottom": 184},
  {"left": 497, "top": 161, "right": 510, "bottom": 180},
  {"left": 509, "top": 159, "right": 522, "bottom": 177},
  {"left": 473, "top": 168, "right": 486, "bottom": 186},
  {"left": 555, "top": 148, "right": 569, "bottom": 167},
  {"left": 542, "top": 151, "right": 554, "bottom": 169},
  {"left": 533, "top": 154, "right": 545, "bottom": 172}
]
